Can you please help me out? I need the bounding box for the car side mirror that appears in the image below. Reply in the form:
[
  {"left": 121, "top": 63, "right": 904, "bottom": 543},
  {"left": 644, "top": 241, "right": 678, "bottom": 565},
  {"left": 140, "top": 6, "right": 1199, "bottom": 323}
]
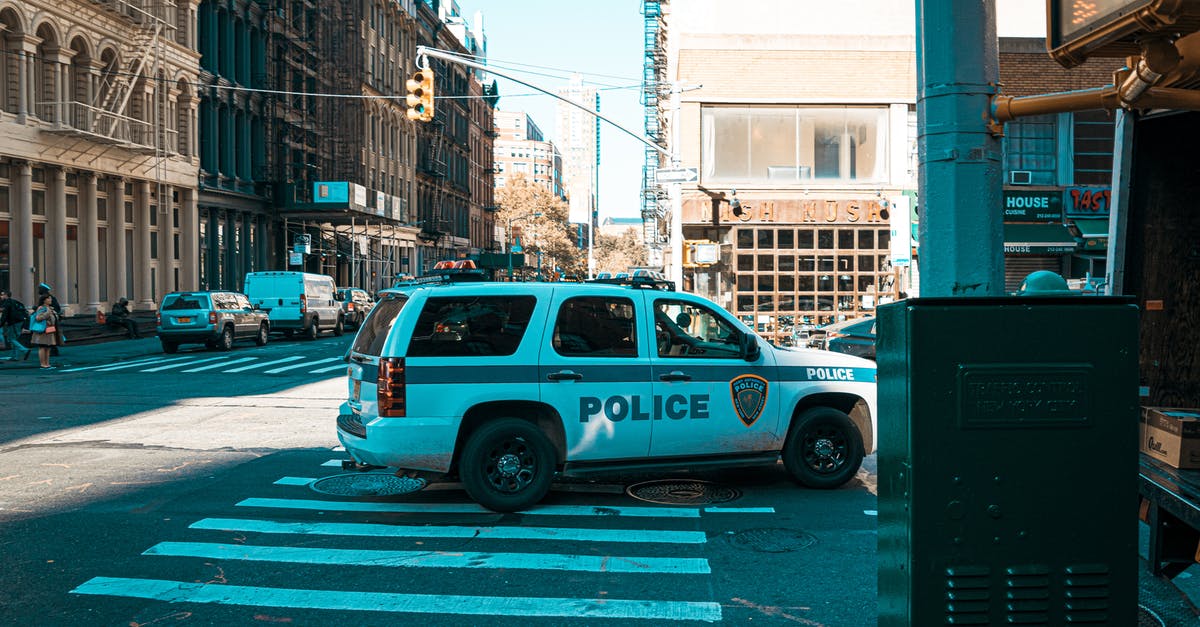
[{"left": 740, "top": 331, "right": 761, "bottom": 362}]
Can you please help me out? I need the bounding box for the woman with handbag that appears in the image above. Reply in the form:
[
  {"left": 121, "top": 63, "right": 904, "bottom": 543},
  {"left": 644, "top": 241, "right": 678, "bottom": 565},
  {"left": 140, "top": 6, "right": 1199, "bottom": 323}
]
[{"left": 30, "top": 293, "right": 59, "bottom": 370}]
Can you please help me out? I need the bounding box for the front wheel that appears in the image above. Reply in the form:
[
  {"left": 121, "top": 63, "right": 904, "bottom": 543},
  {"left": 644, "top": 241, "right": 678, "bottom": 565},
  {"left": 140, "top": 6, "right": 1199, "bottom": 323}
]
[
  {"left": 460, "top": 418, "right": 555, "bottom": 513},
  {"left": 333, "top": 316, "right": 345, "bottom": 337},
  {"left": 782, "top": 407, "right": 864, "bottom": 489},
  {"left": 305, "top": 318, "right": 320, "bottom": 340},
  {"left": 254, "top": 323, "right": 269, "bottom": 346}
]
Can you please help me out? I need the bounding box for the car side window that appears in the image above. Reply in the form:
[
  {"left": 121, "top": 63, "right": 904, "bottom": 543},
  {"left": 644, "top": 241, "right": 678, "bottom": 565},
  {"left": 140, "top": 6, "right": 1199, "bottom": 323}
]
[
  {"left": 552, "top": 296, "right": 638, "bottom": 358},
  {"left": 212, "top": 293, "right": 234, "bottom": 310},
  {"left": 234, "top": 293, "right": 251, "bottom": 309},
  {"left": 407, "top": 296, "right": 537, "bottom": 357},
  {"left": 654, "top": 299, "right": 741, "bottom": 359}
]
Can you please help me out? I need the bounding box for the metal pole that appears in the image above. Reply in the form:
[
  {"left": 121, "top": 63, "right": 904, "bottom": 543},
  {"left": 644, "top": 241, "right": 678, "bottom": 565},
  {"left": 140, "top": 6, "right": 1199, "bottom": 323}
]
[
  {"left": 506, "top": 218, "right": 513, "bottom": 281},
  {"left": 668, "top": 82, "right": 683, "bottom": 289},
  {"left": 916, "top": 0, "right": 1003, "bottom": 296},
  {"left": 351, "top": 216, "right": 356, "bottom": 288},
  {"left": 1106, "top": 108, "right": 1135, "bottom": 295}
]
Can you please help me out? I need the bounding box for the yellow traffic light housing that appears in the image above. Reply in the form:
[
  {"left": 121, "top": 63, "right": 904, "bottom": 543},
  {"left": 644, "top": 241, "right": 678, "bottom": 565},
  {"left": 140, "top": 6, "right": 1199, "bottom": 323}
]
[
  {"left": 1047, "top": 0, "right": 1200, "bottom": 68},
  {"left": 406, "top": 68, "right": 435, "bottom": 122}
]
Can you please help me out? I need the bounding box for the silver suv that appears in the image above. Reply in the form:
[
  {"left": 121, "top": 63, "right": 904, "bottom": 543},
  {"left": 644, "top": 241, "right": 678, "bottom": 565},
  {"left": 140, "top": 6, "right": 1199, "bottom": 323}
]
[{"left": 156, "top": 291, "right": 270, "bottom": 353}]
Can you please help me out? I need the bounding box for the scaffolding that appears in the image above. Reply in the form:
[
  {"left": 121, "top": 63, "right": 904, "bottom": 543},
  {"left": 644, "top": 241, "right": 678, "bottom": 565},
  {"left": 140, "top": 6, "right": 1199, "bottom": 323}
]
[{"left": 640, "top": 0, "right": 669, "bottom": 246}]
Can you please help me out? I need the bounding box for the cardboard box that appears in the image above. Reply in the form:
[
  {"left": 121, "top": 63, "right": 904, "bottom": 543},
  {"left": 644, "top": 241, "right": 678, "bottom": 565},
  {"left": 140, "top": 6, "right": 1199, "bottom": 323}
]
[{"left": 1140, "top": 407, "right": 1200, "bottom": 469}]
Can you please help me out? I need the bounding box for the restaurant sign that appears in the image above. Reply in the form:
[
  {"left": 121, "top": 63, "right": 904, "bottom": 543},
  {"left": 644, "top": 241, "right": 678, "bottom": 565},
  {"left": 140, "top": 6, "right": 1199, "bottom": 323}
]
[
  {"left": 1003, "top": 190, "right": 1062, "bottom": 221},
  {"left": 1065, "top": 187, "right": 1111, "bottom": 217}
]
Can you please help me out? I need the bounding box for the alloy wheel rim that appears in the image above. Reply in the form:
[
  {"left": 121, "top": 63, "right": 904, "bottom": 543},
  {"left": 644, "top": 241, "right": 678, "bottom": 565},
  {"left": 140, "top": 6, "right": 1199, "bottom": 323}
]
[
  {"left": 484, "top": 438, "right": 536, "bottom": 493},
  {"left": 802, "top": 426, "right": 848, "bottom": 474}
]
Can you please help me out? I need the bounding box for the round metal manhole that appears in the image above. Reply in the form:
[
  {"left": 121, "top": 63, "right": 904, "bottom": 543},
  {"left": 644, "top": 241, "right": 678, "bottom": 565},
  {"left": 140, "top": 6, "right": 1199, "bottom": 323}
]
[
  {"left": 1137, "top": 605, "right": 1166, "bottom": 627},
  {"left": 310, "top": 473, "right": 427, "bottom": 497},
  {"left": 625, "top": 479, "right": 741, "bottom": 505},
  {"left": 727, "top": 528, "right": 818, "bottom": 553}
]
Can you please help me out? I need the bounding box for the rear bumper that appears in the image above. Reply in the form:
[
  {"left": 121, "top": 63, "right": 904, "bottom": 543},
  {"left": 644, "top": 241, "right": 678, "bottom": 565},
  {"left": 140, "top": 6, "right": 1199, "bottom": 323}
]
[
  {"left": 337, "top": 414, "right": 459, "bottom": 473},
  {"left": 157, "top": 326, "right": 220, "bottom": 343}
]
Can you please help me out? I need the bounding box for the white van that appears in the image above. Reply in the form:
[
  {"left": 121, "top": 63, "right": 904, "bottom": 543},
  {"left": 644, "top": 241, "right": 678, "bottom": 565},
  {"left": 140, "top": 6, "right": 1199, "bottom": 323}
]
[{"left": 243, "top": 271, "right": 344, "bottom": 339}]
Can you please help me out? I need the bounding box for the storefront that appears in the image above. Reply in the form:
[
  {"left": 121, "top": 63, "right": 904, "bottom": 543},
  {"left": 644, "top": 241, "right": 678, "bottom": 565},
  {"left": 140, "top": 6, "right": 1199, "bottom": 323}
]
[{"left": 1002, "top": 189, "right": 1074, "bottom": 291}]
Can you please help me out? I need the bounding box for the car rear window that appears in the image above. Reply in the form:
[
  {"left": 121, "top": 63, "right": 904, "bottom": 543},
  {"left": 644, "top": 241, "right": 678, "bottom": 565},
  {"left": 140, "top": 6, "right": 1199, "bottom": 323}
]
[
  {"left": 407, "top": 296, "right": 537, "bottom": 357},
  {"left": 162, "top": 294, "right": 208, "bottom": 310},
  {"left": 350, "top": 292, "right": 410, "bottom": 356}
]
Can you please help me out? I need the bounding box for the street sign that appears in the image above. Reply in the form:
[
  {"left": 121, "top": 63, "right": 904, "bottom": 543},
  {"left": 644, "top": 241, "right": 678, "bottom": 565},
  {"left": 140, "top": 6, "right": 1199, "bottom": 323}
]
[
  {"left": 288, "top": 252, "right": 303, "bottom": 266},
  {"left": 655, "top": 168, "right": 698, "bottom": 184}
]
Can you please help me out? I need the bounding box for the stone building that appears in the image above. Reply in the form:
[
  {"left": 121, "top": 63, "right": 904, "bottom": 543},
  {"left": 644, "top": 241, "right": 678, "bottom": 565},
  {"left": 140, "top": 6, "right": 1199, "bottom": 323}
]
[{"left": 493, "top": 110, "right": 565, "bottom": 201}]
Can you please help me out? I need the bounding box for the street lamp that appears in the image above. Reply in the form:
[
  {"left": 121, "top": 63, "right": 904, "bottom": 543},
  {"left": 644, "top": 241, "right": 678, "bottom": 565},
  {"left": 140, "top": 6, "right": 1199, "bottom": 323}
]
[{"left": 507, "top": 212, "right": 542, "bottom": 281}]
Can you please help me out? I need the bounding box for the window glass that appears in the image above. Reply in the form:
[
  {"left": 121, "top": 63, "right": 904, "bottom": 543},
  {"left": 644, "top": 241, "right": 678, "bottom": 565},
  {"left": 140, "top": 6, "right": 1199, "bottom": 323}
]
[
  {"left": 778, "top": 275, "right": 795, "bottom": 291},
  {"left": 818, "top": 229, "right": 834, "bottom": 249},
  {"left": 757, "top": 275, "right": 774, "bottom": 291},
  {"left": 798, "top": 276, "right": 815, "bottom": 291},
  {"left": 778, "top": 255, "right": 795, "bottom": 272},
  {"left": 409, "top": 296, "right": 536, "bottom": 357},
  {"left": 235, "top": 293, "right": 251, "bottom": 309},
  {"left": 737, "top": 229, "right": 754, "bottom": 249},
  {"left": 857, "top": 229, "right": 874, "bottom": 249},
  {"left": 654, "top": 298, "right": 742, "bottom": 358},
  {"left": 777, "top": 229, "right": 794, "bottom": 249},
  {"left": 838, "top": 230, "right": 855, "bottom": 249},
  {"left": 799, "top": 256, "right": 816, "bottom": 272},
  {"left": 162, "top": 293, "right": 208, "bottom": 310},
  {"left": 878, "top": 229, "right": 891, "bottom": 249},
  {"left": 757, "top": 229, "right": 773, "bottom": 249},
  {"left": 757, "top": 254, "right": 774, "bottom": 271},
  {"left": 551, "top": 296, "right": 637, "bottom": 357},
  {"left": 737, "top": 275, "right": 753, "bottom": 291},
  {"left": 798, "top": 230, "right": 814, "bottom": 249},
  {"left": 1003, "top": 113, "right": 1057, "bottom": 186},
  {"left": 737, "top": 254, "right": 753, "bottom": 271},
  {"left": 858, "top": 255, "right": 876, "bottom": 272},
  {"left": 737, "top": 295, "right": 754, "bottom": 311},
  {"left": 352, "top": 292, "right": 410, "bottom": 356}
]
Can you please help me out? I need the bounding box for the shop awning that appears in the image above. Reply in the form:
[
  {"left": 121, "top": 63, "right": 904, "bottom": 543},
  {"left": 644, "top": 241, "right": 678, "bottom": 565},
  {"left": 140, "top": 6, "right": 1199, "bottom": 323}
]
[
  {"left": 1071, "top": 218, "right": 1109, "bottom": 251},
  {"left": 1003, "top": 223, "right": 1077, "bottom": 255}
]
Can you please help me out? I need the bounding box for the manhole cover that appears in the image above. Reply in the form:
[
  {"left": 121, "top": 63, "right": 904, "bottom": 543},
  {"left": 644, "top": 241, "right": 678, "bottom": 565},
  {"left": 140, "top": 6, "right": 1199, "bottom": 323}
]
[
  {"left": 626, "top": 479, "right": 741, "bottom": 505},
  {"left": 727, "top": 528, "right": 817, "bottom": 553},
  {"left": 310, "top": 473, "right": 427, "bottom": 497},
  {"left": 1137, "top": 605, "right": 1166, "bottom": 627}
]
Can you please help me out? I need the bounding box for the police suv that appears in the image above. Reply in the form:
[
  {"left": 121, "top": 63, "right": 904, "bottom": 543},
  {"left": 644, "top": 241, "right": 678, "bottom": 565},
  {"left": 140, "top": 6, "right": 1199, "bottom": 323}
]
[{"left": 338, "top": 278, "right": 877, "bottom": 512}]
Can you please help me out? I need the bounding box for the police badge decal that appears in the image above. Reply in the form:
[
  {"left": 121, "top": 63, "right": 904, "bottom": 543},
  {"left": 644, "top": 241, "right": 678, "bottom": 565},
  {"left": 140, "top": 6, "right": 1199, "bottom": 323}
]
[{"left": 730, "top": 374, "right": 769, "bottom": 427}]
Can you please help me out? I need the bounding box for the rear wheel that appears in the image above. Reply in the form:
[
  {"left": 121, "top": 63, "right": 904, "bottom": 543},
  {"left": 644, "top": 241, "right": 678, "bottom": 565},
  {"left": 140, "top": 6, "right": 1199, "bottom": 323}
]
[
  {"left": 333, "top": 316, "right": 345, "bottom": 337},
  {"left": 161, "top": 340, "right": 178, "bottom": 354},
  {"left": 305, "top": 318, "right": 320, "bottom": 340},
  {"left": 216, "top": 325, "right": 235, "bottom": 351},
  {"left": 460, "top": 418, "right": 555, "bottom": 513},
  {"left": 254, "top": 323, "right": 269, "bottom": 346},
  {"left": 782, "top": 407, "right": 864, "bottom": 489}
]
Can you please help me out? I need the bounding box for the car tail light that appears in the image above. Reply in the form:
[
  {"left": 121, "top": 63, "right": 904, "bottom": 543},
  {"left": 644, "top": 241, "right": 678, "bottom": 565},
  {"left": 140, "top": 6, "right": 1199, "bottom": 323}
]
[
  {"left": 347, "top": 303, "right": 355, "bottom": 311},
  {"left": 208, "top": 311, "right": 217, "bottom": 325},
  {"left": 155, "top": 312, "right": 160, "bottom": 325},
  {"left": 378, "top": 357, "right": 406, "bottom": 417},
  {"left": 300, "top": 294, "right": 307, "bottom": 313}
]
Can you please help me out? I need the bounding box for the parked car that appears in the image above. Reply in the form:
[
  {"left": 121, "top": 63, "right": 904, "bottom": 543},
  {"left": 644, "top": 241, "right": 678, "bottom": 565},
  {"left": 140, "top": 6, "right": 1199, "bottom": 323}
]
[
  {"left": 336, "top": 287, "right": 375, "bottom": 329},
  {"left": 243, "top": 271, "right": 344, "bottom": 339},
  {"left": 156, "top": 291, "right": 270, "bottom": 353},
  {"left": 818, "top": 317, "right": 877, "bottom": 360}
]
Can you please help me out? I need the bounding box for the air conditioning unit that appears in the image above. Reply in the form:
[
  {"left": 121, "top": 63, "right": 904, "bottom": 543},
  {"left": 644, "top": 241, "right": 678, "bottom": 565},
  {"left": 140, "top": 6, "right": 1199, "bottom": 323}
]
[{"left": 1009, "top": 170, "right": 1032, "bottom": 185}]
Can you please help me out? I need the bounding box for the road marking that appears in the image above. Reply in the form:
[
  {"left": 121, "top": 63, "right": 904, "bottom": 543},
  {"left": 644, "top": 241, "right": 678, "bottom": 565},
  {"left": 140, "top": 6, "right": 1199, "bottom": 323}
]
[
  {"left": 702, "top": 507, "right": 776, "bottom": 514},
  {"left": 864, "top": 510, "right": 878, "bottom": 516},
  {"left": 190, "top": 517, "right": 707, "bottom": 544},
  {"left": 62, "top": 356, "right": 177, "bottom": 372},
  {"left": 71, "top": 577, "right": 722, "bottom": 621},
  {"left": 90, "top": 356, "right": 193, "bottom": 372},
  {"left": 225, "top": 356, "right": 305, "bottom": 373},
  {"left": 272, "top": 477, "right": 314, "bottom": 486},
  {"left": 144, "top": 541, "right": 711, "bottom": 574},
  {"left": 320, "top": 460, "right": 345, "bottom": 467},
  {"left": 141, "top": 356, "right": 231, "bottom": 372},
  {"left": 264, "top": 357, "right": 342, "bottom": 374},
  {"left": 182, "top": 357, "right": 258, "bottom": 373},
  {"left": 236, "top": 497, "right": 702, "bottom": 518},
  {"left": 310, "top": 363, "right": 350, "bottom": 374}
]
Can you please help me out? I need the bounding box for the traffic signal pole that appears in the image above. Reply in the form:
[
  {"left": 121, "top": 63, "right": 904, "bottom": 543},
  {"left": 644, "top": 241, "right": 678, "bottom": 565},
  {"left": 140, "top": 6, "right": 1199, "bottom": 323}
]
[{"left": 915, "top": 0, "right": 1004, "bottom": 296}]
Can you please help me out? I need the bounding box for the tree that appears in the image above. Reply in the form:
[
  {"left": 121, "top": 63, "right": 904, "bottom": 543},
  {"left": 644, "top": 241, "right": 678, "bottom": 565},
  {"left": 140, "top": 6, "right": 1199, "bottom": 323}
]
[
  {"left": 593, "top": 227, "right": 649, "bottom": 275},
  {"left": 496, "top": 175, "right": 584, "bottom": 278}
]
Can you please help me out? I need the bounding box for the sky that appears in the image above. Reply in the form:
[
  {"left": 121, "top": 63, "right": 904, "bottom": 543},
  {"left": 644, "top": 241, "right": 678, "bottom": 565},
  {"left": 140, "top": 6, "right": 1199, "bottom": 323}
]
[{"left": 457, "top": 0, "right": 648, "bottom": 219}]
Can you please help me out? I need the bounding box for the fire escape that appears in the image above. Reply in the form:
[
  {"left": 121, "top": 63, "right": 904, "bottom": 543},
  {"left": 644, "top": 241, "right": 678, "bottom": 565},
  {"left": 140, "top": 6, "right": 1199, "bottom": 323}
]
[{"left": 641, "top": 0, "right": 669, "bottom": 246}]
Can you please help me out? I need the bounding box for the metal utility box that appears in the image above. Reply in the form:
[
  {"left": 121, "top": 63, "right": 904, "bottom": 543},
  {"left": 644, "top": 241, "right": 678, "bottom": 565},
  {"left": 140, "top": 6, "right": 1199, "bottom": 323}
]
[{"left": 877, "top": 297, "right": 1138, "bottom": 626}]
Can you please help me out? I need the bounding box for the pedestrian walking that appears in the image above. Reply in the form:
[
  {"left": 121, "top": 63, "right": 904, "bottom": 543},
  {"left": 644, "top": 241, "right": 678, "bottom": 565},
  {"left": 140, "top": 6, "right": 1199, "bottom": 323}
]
[
  {"left": 0, "top": 290, "right": 31, "bottom": 361},
  {"left": 108, "top": 297, "right": 141, "bottom": 339},
  {"left": 30, "top": 293, "right": 60, "bottom": 370},
  {"left": 37, "top": 283, "right": 63, "bottom": 356}
]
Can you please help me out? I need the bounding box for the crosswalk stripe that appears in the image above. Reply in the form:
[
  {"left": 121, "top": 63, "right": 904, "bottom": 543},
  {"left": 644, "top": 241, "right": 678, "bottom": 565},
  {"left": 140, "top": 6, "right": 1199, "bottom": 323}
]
[
  {"left": 144, "top": 541, "right": 711, "bottom": 574},
  {"left": 225, "top": 356, "right": 305, "bottom": 373},
  {"left": 265, "top": 357, "right": 342, "bottom": 374},
  {"left": 236, "top": 497, "right": 702, "bottom": 518},
  {"left": 272, "top": 477, "right": 314, "bottom": 486},
  {"left": 320, "top": 460, "right": 345, "bottom": 467},
  {"left": 70, "top": 577, "right": 723, "bottom": 621},
  {"left": 141, "top": 355, "right": 231, "bottom": 372},
  {"left": 703, "top": 507, "right": 776, "bottom": 514},
  {"left": 62, "top": 355, "right": 176, "bottom": 372},
  {"left": 190, "top": 517, "right": 708, "bottom": 544},
  {"left": 183, "top": 357, "right": 258, "bottom": 373},
  {"left": 309, "top": 363, "right": 350, "bottom": 374},
  {"left": 91, "top": 356, "right": 192, "bottom": 372}
]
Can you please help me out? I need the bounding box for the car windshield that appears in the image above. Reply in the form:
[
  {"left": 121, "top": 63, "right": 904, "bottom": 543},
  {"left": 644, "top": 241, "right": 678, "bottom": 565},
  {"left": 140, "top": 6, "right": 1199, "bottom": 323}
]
[{"left": 162, "top": 294, "right": 208, "bottom": 310}]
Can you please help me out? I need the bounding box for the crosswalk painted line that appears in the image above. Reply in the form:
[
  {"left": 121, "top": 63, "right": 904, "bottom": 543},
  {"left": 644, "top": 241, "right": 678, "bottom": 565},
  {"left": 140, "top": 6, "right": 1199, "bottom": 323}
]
[
  {"left": 703, "top": 507, "right": 776, "bottom": 514},
  {"left": 144, "top": 541, "right": 711, "bottom": 574},
  {"left": 272, "top": 477, "right": 314, "bottom": 486},
  {"left": 92, "top": 356, "right": 194, "bottom": 372},
  {"left": 237, "top": 497, "right": 702, "bottom": 518},
  {"left": 309, "top": 362, "right": 350, "bottom": 374},
  {"left": 225, "top": 356, "right": 305, "bottom": 373},
  {"left": 71, "top": 577, "right": 723, "bottom": 622},
  {"left": 320, "top": 460, "right": 346, "bottom": 467},
  {"left": 142, "top": 355, "right": 231, "bottom": 372},
  {"left": 62, "top": 355, "right": 177, "bottom": 373},
  {"left": 264, "top": 357, "right": 342, "bottom": 374},
  {"left": 190, "top": 517, "right": 708, "bottom": 544},
  {"left": 183, "top": 357, "right": 258, "bottom": 373}
]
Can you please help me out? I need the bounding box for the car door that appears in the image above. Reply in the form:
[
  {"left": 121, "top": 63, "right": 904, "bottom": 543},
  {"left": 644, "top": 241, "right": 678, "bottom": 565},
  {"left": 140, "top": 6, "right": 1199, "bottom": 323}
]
[
  {"left": 539, "top": 291, "right": 654, "bottom": 461},
  {"left": 232, "top": 293, "right": 255, "bottom": 338},
  {"left": 648, "top": 295, "right": 781, "bottom": 457}
]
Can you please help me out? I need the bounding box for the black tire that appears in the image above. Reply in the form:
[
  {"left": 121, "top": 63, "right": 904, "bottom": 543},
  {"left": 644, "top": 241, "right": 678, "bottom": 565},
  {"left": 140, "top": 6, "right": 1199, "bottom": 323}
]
[
  {"left": 460, "top": 418, "right": 555, "bottom": 513},
  {"left": 161, "top": 340, "right": 178, "bottom": 354},
  {"left": 305, "top": 318, "right": 320, "bottom": 340},
  {"left": 254, "top": 323, "right": 269, "bottom": 346},
  {"left": 333, "top": 316, "right": 345, "bottom": 337},
  {"left": 782, "top": 407, "right": 864, "bottom": 489},
  {"left": 217, "top": 325, "right": 235, "bottom": 351}
]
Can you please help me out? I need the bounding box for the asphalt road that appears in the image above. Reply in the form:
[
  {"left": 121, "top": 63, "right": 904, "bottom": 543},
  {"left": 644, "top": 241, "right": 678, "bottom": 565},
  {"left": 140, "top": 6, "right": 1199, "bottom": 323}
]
[{"left": 0, "top": 333, "right": 882, "bottom": 625}]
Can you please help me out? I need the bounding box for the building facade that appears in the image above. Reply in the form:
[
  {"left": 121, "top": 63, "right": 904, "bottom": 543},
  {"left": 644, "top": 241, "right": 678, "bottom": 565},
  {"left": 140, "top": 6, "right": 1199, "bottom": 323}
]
[
  {"left": 0, "top": 0, "right": 201, "bottom": 313},
  {"left": 493, "top": 110, "right": 565, "bottom": 200},
  {"left": 556, "top": 75, "right": 598, "bottom": 227}
]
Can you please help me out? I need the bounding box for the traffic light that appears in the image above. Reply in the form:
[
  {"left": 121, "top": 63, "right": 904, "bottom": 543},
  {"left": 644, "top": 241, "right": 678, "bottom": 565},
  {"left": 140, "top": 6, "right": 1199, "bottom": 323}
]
[
  {"left": 406, "top": 68, "right": 434, "bottom": 122},
  {"left": 1046, "top": 0, "right": 1200, "bottom": 68},
  {"left": 681, "top": 242, "right": 695, "bottom": 268}
]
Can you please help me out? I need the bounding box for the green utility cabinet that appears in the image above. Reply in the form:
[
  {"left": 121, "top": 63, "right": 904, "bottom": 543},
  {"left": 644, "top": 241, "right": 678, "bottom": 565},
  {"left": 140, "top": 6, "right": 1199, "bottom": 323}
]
[{"left": 877, "top": 297, "right": 1138, "bottom": 626}]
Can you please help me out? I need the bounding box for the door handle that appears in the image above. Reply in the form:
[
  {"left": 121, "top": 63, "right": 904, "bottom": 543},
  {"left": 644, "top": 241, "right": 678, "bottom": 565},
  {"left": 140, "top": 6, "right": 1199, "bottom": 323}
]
[
  {"left": 659, "top": 371, "right": 692, "bottom": 382},
  {"left": 547, "top": 370, "right": 583, "bottom": 382}
]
